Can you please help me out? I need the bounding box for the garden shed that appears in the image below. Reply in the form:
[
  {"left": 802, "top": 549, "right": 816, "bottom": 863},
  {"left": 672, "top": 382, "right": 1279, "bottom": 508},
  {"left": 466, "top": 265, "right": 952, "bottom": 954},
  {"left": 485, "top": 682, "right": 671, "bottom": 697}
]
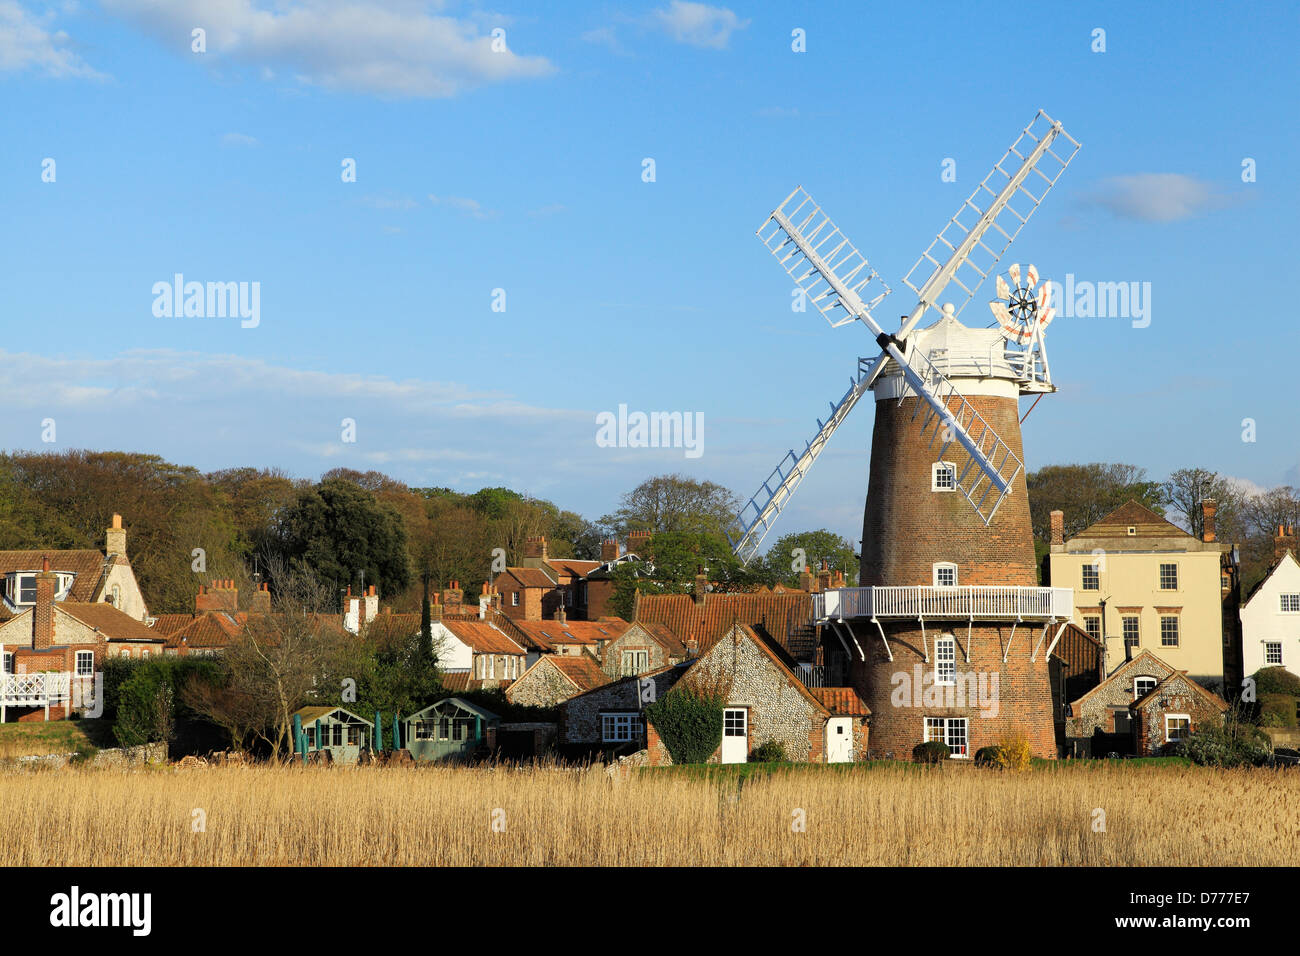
[
  {"left": 405, "top": 697, "right": 500, "bottom": 762},
  {"left": 293, "top": 706, "right": 374, "bottom": 765}
]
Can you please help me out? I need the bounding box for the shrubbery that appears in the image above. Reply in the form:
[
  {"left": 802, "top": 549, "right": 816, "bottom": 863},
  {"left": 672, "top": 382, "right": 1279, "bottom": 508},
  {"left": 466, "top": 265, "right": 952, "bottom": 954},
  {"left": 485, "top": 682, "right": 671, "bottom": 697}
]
[
  {"left": 750, "top": 739, "right": 786, "bottom": 762},
  {"left": 1176, "top": 716, "right": 1272, "bottom": 768},
  {"left": 645, "top": 685, "right": 724, "bottom": 765},
  {"left": 913, "top": 741, "right": 950, "bottom": 763}
]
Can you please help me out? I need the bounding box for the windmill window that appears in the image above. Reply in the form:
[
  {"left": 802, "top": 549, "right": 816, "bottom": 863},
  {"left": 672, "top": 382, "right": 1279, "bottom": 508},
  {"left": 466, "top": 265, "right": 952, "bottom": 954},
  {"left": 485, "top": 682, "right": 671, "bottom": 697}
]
[
  {"left": 934, "top": 636, "right": 956, "bottom": 686},
  {"left": 1081, "top": 564, "right": 1099, "bottom": 590},
  {"left": 931, "top": 462, "right": 956, "bottom": 492},
  {"left": 933, "top": 563, "right": 958, "bottom": 588},
  {"left": 1280, "top": 593, "right": 1300, "bottom": 613},
  {"left": 1265, "top": 642, "right": 1283, "bottom": 665},
  {"left": 923, "top": 717, "right": 967, "bottom": 758}
]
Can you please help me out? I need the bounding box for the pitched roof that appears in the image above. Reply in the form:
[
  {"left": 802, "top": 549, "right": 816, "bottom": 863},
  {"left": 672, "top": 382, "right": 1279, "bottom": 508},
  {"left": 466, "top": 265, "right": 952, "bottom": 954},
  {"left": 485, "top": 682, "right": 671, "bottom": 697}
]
[
  {"left": 362, "top": 612, "right": 423, "bottom": 647},
  {"left": 500, "top": 567, "right": 557, "bottom": 589},
  {"left": 683, "top": 623, "right": 830, "bottom": 715},
  {"left": 149, "top": 613, "right": 198, "bottom": 638},
  {"left": 548, "top": 559, "right": 602, "bottom": 578},
  {"left": 635, "top": 592, "right": 816, "bottom": 657},
  {"left": 58, "top": 602, "right": 165, "bottom": 644},
  {"left": 505, "top": 619, "right": 617, "bottom": 650},
  {"left": 1067, "top": 649, "right": 1177, "bottom": 712},
  {"left": 0, "top": 550, "right": 112, "bottom": 603},
  {"left": 547, "top": 655, "right": 613, "bottom": 692},
  {"left": 157, "top": 611, "right": 245, "bottom": 649},
  {"left": 625, "top": 621, "right": 690, "bottom": 657},
  {"left": 1243, "top": 550, "right": 1300, "bottom": 606},
  {"left": 438, "top": 672, "right": 511, "bottom": 693},
  {"left": 293, "top": 705, "right": 373, "bottom": 727},
  {"left": 1133, "top": 671, "right": 1229, "bottom": 713},
  {"left": 809, "top": 686, "right": 871, "bottom": 716},
  {"left": 1071, "top": 500, "right": 1192, "bottom": 542},
  {"left": 441, "top": 620, "right": 525, "bottom": 655}
]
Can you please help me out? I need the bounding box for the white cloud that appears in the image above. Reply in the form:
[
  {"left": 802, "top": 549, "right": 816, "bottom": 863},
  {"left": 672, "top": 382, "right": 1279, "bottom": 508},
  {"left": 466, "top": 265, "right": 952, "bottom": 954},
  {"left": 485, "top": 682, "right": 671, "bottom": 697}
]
[
  {"left": 1087, "top": 173, "right": 1224, "bottom": 223},
  {"left": 102, "top": 0, "right": 555, "bottom": 98},
  {"left": 428, "top": 193, "right": 498, "bottom": 220},
  {"left": 581, "top": 26, "right": 625, "bottom": 54},
  {"left": 0, "top": 0, "right": 105, "bottom": 78},
  {"left": 648, "top": 1, "right": 748, "bottom": 49},
  {"left": 220, "top": 131, "right": 259, "bottom": 147}
]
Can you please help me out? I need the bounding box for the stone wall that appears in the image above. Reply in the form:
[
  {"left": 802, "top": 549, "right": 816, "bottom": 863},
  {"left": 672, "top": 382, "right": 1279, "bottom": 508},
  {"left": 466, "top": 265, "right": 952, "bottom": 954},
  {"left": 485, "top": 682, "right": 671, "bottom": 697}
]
[{"left": 7, "top": 741, "right": 167, "bottom": 770}]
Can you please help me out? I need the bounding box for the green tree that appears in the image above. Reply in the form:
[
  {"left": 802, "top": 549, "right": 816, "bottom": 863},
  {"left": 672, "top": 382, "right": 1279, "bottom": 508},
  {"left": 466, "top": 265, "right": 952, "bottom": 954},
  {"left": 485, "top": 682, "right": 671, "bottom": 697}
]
[
  {"left": 763, "top": 530, "right": 858, "bottom": 587},
  {"left": 602, "top": 474, "right": 741, "bottom": 538},
  {"left": 1026, "top": 462, "right": 1166, "bottom": 541}
]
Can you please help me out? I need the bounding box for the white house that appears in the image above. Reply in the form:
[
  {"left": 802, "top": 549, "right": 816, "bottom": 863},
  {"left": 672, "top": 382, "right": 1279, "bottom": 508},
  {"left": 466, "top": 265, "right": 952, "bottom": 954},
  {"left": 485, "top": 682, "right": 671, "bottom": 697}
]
[
  {"left": 1240, "top": 548, "right": 1300, "bottom": 680},
  {"left": 431, "top": 620, "right": 526, "bottom": 682}
]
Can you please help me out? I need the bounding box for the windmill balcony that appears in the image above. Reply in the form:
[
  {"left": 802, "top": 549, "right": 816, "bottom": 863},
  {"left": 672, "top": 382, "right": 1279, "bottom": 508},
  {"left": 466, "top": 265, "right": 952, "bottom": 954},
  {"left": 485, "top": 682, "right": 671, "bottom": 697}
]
[{"left": 814, "top": 586, "right": 1074, "bottom": 623}]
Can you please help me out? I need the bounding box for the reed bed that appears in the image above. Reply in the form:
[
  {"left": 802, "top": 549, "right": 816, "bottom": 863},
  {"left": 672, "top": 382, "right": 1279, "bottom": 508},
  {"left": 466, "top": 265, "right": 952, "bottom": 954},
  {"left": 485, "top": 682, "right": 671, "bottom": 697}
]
[{"left": 1, "top": 762, "right": 1295, "bottom": 866}]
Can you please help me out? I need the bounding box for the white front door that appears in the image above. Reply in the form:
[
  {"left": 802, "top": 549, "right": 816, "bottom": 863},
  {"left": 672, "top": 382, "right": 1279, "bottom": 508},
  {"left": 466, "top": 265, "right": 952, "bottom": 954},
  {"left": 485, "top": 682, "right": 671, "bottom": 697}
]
[
  {"left": 721, "top": 708, "right": 748, "bottom": 763},
  {"left": 826, "top": 717, "right": 853, "bottom": 763}
]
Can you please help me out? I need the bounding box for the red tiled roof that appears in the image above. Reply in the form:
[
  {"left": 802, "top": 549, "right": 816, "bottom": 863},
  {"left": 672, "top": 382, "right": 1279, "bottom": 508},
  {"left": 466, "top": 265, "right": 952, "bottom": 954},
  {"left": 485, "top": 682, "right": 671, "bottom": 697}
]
[
  {"left": 635, "top": 592, "right": 816, "bottom": 657},
  {"left": 509, "top": 619, "right": 621, "bottom": 649},
  {"left": 809, "top": 686, "right": 871, "bottom": 716},
  {"left": 501, "top": 567, "right": 556, "bottom": 589},
  {"left": 59, "top": 602, "right": 165, "bottom": 644},
  {"left": 0, "top": 550, "right": 111, "bottom": 603},
  {"left": 548, "top": 655, "right": 613, "bottom": 692},
  {"left": 548, "top": 559, "right": 602, "bottom": 578},
  {"left": 439, "top": 672, "right": 511, "bottom": 693},
  {"left": 156, "top": 611, "right": 245, "bottom": 649},
  {"left": 362, "top": 613, "right": 422, "bottom": 647},
  {"left": 442, "top": 620, "right": 525, "bottom": 655}
]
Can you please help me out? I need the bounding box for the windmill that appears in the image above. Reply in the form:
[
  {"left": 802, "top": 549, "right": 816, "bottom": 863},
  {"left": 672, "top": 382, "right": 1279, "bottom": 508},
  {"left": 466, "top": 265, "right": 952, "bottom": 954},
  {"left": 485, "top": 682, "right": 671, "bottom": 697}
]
[{"left": 730, "top": 110, "right": 1080, "bottom": 567}]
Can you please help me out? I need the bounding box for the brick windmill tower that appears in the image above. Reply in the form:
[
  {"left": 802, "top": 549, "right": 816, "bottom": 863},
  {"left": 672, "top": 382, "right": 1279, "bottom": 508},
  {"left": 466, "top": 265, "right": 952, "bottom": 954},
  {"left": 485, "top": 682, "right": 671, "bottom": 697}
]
[{"left": 731, "top": 111, "right": 1081, "bottom": 758}]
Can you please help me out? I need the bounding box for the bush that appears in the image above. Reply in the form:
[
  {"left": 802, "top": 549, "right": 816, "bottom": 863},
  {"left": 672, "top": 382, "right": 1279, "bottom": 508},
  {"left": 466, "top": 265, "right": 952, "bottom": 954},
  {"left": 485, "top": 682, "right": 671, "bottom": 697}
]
[
  {"left": 913, "top": 741, "right": 950, "bottom": 764},
  {"left": 973, "top": 745, "right": 1000, "bottom": 766},
  {"left": 750, "top": 739, "right": 786, "bottom": 763},
  {"left": 1259, "top": 692, "right": 1298, "bottom": 728},
  {"left": 1252, "top": 667, "right": 1300, "bottom": 698},
  {"left": 1176, "top": 720, "right": 1272, "bottom": 768},
  {"left": 645, "top": 686, "right": 724, "bottom": 765},
  {"left": 993, "top": 734, "right": 1032, "bottom": 772}
]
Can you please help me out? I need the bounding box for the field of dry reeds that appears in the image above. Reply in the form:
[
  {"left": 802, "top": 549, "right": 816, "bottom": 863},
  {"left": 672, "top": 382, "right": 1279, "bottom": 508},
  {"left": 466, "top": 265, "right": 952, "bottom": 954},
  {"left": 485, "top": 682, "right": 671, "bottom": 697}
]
[{"left": 1, "top": 761, "right": 1295, "bottom": 866}]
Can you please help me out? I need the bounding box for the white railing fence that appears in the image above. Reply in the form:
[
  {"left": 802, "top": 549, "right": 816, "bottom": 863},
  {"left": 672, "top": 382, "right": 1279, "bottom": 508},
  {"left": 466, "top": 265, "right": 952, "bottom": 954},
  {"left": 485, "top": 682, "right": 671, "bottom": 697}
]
[
  {"left": 0, "top": 671, "right": 76, "bottom": 704},
  {"left": 814, "top": 586, "right": 1073, "bottom": 621}
]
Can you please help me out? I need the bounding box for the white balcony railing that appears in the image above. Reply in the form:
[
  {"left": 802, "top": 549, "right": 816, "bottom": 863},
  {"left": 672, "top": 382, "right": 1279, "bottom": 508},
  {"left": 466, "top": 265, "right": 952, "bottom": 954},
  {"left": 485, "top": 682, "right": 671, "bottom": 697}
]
[
  {"left": 815, "top": 586, "right": 1073, "bottom": 622},
  {"left": 1, "top": 672, "right": 75, "bottom": 705}
]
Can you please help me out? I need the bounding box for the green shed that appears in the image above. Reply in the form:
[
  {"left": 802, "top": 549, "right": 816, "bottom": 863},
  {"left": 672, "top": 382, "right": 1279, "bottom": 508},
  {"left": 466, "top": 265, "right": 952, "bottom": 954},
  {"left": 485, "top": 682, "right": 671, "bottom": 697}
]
[
  {"left": 405, "top": 697, "right": 500, "bottom": 762},
  {"left": 293, "top": 706, "right": 374, "bottom": 765}
]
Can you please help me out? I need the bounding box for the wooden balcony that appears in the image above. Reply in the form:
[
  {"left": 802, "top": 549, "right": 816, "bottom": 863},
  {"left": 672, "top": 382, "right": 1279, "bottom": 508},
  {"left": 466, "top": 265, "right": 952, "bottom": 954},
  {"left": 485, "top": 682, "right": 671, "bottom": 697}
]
[{"left": 814, "top": 586, "right": 1074, "bottom": 623}]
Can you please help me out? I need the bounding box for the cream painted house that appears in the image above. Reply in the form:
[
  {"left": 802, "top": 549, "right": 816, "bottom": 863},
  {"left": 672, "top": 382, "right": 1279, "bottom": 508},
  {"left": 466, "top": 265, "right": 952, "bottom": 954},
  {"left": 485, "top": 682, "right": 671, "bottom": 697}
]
[
  {"left": 1048, "top": 500, "right": 1237, "bottom": 694},
  {"left": 1240, "top": 538, "right": 1300, "bottom": 681}
]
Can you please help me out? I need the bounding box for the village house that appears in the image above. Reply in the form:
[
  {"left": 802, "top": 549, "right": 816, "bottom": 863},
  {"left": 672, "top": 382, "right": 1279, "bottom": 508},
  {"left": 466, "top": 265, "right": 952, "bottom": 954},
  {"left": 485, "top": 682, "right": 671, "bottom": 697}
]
[
  {"left": 490, "top": 536, "right": 603, "bottom": 621},
  {"left": 506, "top": 653, "right": 612, "bottom": 708},
  {"left": 1064, "top": 649, "right": 1229, "bottom": 756},
  {"left": 1047, "top": 621, "right": 1106, "bottom": 753},
  {"left": 560, "top": 623, "right": 869, "bottom": 764},
  {"left": 1047, "top": 500, "right": 1239, "bottom": 694},
  {"left": 493, "top": 613, "right": 624, "bottom": 663},
  {"left": 599, "top": 620, "right": 690, "bottom": 678},
  {"left": 292, "top": 706, "right": 374, "bottom": 764},
  {"left": 431, "top": 618, "right": 526, "bottom": 686},
  {"left": 581, "top": 531, "right": 654, "bottom": 618},
  {"left": 1239, "top": 528, "right": 1300, "bottom": 683}
]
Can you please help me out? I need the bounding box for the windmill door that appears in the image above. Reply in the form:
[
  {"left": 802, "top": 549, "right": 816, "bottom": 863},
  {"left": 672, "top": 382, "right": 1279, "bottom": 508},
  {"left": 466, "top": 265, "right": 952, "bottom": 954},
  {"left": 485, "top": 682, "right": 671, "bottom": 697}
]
[
  {"left": 721, "top": 709, "right": 748, "bottom": 763},
  {"left": 826, "top": 718, "right": 853, "bottom": 763}
]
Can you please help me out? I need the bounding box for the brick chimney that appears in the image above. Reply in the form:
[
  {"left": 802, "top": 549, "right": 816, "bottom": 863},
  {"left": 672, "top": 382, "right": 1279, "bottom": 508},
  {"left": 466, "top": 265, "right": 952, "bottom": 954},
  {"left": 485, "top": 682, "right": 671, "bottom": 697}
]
[
  {"left": 442, "top": 580, "right": 463, "bottom": 607},
  {"left": 693, "top": 566, "right": 708, "bottom": 606},
  {"left": 1050, "top": 510, "right": 1065, "bottom": 551},
  {"left": 830, "top": 569, "right": 846, "bottom": 589},
  {"left": 556, "top": 604, "right": 567, "bottom": 624},
  {"left": 600, "top": 538, "right": 620, "bottom": 563},
  {"left": 105, "top": 513, "right": 127, "bottom": 556},
  {"left": 1275, "top": 525, "right": 1297, "bottom": 561},
  {"left": 249, "top": 582, "right": 271, "bottom": 614},
  {"left": 627, "top": 530, "right": 653, "bottom": 561},
  {"left": 1201, "top": 499, "right": 1217, "bottom": 543},
  {"left": 430, "top": 593, "right": 444, "bottom": 622},
  {"left": 33, "top": 556, "right": 56, "bottom": 650},
  {"left": 196, "top": 579, "right": 238, "bottom": 613},
  {"left": 816, "top": 559, "right": 831, "bottom": 593},
  {"left": 798, "top": 564, "right": 814, "bottom": 593},
  {"left": 361, "top": 584, "right": 379, "bottom": 627},
  {"left": 523, "top": 536, "right": 548, "bottom": 560}
]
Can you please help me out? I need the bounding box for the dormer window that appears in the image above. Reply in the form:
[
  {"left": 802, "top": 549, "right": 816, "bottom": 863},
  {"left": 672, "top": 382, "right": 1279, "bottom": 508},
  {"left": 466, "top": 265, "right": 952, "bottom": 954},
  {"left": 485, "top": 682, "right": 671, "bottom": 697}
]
[{"left": 3, "top": 571, "right": 75, "bottom": 607}]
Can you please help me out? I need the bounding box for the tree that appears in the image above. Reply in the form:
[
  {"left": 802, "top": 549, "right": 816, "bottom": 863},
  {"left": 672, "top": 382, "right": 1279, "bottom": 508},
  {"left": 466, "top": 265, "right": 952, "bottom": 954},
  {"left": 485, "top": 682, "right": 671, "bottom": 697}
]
[
  {"left": 606, "top": 530, "right": 758, "bottom": 619},
  {"left": 1162, "top": 468, "right": 1246, "bottom": 541},
  {"left": 763, "top": 530, "right": 858, "bottom": 587},
  {"left": 1026, "top": 463, "right": 1166, "bottom": 541},
  {"left": 272, "top": 477, "right": 412, "bottom": 597},
  {"left": 601, "top": 474, "right": 741, "bottom": 538}
]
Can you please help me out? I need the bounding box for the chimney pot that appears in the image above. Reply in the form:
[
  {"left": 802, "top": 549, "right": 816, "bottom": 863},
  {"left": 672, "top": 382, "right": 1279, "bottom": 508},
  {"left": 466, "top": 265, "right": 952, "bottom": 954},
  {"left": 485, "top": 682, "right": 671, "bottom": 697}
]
[{"left": 1050, "top": 510, "right": 1065, "bottom": 548}]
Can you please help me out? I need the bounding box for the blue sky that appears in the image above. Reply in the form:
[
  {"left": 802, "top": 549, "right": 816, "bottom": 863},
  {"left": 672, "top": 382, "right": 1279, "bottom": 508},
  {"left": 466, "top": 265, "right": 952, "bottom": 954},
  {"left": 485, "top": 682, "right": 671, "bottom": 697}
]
[{"left": 1, "top": 0, "right": 1297, "bottom": 547}]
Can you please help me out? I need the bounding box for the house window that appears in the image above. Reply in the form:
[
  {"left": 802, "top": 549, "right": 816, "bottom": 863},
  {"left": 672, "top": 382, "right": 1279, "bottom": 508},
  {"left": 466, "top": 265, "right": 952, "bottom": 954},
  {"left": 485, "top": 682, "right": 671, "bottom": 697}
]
[
  {"left": 348, "top": 726, "right": 362, "bottom": 746},
  {"left": 332, "top": 724, "right": 343, "bottom": 746},
  {"left": 931, "top": 462, "right": 956, "bottom": 492},
  {"left": 453, "top": 720, "right": 466, "bottom": 741},
  {"left": 1265, "top": 642, "right": 1283, "bottom": 665},
  {"left": 1160, "top": 616, "right": 1180, "bottom": 647},
  {"left": 1081, "top": 564, "right": 1099, "bottom": 591},
  {"left": 565, "top": 588, "right": 574, "bottom": 606},
  {"left": 1134, "top": 676, "right": 1157, "bottom": 699},
  {"left": 141, "top": 649, "right": 150, "bottom": 659},
  {"left": 1127, "top": 526, "right": 1137, "bottom": 536},
  {"left": 439, "top": 718, "right": 450, "bottom": 740},
  {"left": 933, "top": 563, "right": 958, "bottom": 588},
  {"left": 923, "top": 717, "right": 968, "bottom": 758},
  {"left": 1280, "top": 593, "right": 1300, "bottom": 613},
  {"left": 1122, "top": 616, "right": 1139, "bottom": 649},
  {"left": 75, "top": 650, "right": 94, "bottom": 676},
  {"left": 1159, "top": 563, "right": 1178, "bottom": 590},
  {"left": 1, "top": 652, "right": 12, "bottom": 674},
  {"left": 724, "top": 710, "right": 746, "bottom": 737},
  {"left": 621, "top": 650, "right": 649, "bottom": 676},
  {"left": 602, "top": 713, "right": 643, "bottom": 743},
  {"left": 1083, "top": 616, "right": 1101, "bottom": 642},
  {"left": 511, "top": 592, "right": 520, "bottom": 607},
  {"left": 1165, "top": 714, "right": 1191, "bottom": 743},
  {"left": 934, "top": 636, "right": 956, "bottom": 687},
  {"left": 305, "top": 728, "right": 315, "bottom": 747},
  {"left": 18, "top": 575, "right": 36, "bottom": 604},
  {"left": 111, "top": 584, "right": 121, "bottom": 608}
]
